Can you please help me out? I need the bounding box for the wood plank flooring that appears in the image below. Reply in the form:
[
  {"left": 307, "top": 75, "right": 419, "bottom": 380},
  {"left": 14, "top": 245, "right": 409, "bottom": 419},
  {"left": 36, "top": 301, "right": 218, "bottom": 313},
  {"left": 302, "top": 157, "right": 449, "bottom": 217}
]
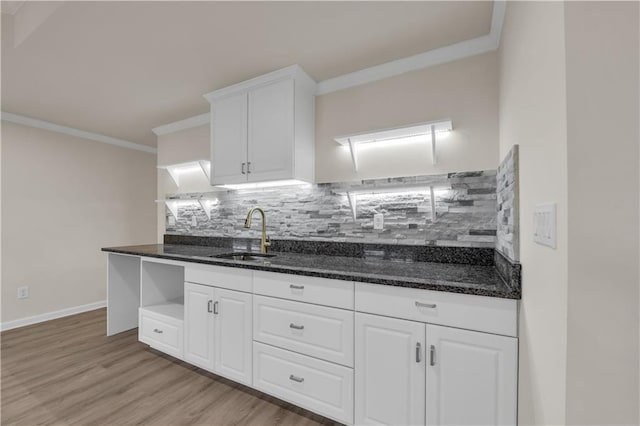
[{"left": 1, "top": 309, "right": 337, "bottom": 426}]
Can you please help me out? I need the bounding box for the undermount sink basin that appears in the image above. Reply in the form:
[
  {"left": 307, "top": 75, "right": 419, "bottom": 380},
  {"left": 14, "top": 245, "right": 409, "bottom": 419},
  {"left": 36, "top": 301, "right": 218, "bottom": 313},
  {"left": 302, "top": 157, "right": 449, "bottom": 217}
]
[{"left": 212, "top": 252, "right": 276, "bottom": 262}]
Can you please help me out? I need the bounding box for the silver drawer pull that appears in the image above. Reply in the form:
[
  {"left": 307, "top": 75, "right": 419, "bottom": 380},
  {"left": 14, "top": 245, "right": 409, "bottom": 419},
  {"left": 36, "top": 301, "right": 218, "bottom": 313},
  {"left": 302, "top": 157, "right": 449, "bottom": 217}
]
[
  {"left": 153, "top": 328, "right": 163, "bottom": 334},
  {"left": 289, "top": 284, "right": 304, "bottom": 290},
  {"left": 289, "top": 323, "right": 304, "bottom": 330},
  {"left": 415, "top": 301, "right": 437, "bottom": 309},
  {"left": 289, "top": 374, "right": 304, "bottom": 383},
  {"left": 416, "top": 342, "right": 422, "bottom": 363}
]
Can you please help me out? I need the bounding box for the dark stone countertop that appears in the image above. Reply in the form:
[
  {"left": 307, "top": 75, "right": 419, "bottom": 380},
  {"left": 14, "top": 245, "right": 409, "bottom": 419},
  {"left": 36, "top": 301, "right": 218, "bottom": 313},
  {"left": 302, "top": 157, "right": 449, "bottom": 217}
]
[{"left": 102, "top": 244, "right": 521, "bottom": 300}]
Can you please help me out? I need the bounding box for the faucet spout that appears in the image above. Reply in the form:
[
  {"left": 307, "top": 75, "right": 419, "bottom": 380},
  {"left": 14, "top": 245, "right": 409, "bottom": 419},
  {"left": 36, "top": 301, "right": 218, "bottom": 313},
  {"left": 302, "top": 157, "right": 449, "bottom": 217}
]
[{"left": 244, "top": 207, "right": 271, "bottom": 254}]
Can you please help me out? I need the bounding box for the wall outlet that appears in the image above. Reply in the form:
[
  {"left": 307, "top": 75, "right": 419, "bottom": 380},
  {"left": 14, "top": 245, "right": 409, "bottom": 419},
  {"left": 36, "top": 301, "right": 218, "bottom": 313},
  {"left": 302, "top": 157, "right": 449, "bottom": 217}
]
[
  {"left": 191, "top": 216, "right": 197, "bottom": 227},
  {"left": 17, "top": 286, "right": 29, "bottom": 299},
  {"left": 373, "top": 213, "right": 384, "bottom": 230},
  {"left": 168, "top": 216, "right": 176, "bottom": 226},
  {"left": 534, "top": 203, "right": 557, "bottom": 248}
]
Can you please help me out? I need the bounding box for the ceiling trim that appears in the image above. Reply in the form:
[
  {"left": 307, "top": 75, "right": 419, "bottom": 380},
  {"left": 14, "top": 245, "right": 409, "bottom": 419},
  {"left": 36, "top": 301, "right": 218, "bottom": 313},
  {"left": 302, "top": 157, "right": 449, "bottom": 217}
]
[
  {"left": 317, "top": 0, "right": 505, "bottom": 95},
  {"left": 1, "top": 112, "right": 157, "bottom": 154},
  {"left": 152, "top": 113, "right": 209, "bottom": 136},
  {"left": 152, "top": 0, "right": 506, "bottom": 135}
]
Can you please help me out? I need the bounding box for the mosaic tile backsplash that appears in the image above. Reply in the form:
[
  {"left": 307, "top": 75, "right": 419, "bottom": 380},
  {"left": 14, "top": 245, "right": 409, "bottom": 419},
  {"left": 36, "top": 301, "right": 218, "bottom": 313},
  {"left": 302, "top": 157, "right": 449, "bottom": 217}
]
[
  {"left": 165, "top": 171, "right": 498, "bottom": 248},
  {"left": 496, "top": 145, "right": 520, "bottom": 261}
]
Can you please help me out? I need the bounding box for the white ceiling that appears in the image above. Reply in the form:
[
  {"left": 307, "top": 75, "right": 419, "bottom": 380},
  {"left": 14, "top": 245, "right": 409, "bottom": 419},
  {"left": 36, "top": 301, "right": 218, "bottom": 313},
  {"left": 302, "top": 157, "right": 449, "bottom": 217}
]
[{"left": 1, "top": 1, "right": 494, "bottom": 146}]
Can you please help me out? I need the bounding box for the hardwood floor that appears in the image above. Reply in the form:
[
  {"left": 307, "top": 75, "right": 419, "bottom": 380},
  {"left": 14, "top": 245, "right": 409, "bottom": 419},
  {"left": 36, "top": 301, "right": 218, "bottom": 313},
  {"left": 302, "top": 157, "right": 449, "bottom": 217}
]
[{"left": 1, "top": 309, "right": 337, "bottom": 426}]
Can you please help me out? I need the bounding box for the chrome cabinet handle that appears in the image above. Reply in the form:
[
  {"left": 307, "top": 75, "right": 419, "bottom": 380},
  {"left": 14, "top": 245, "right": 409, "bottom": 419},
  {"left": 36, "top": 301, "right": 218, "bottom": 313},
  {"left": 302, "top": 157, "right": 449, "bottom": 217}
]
[
  {"left": 289, "top": 323, "right": 304, "bottom": 330},
  {"left": 430, "top": 345, "right": 436, "bottom": 366},
  {"left": 153, "top": 328, "right": 163, "bottom": 334},
  {"left": 213, "top": 301, "right": 219, "bottom": 315},
  {"left": 416, "top": 342, "right": 422, "bottom": 363},
  {"left": 247, "top": 162, "right": 251, "bottom": 173},
  {"left": 207, "top": 300, "right": 213, "bottom": 313},
  {"left": 415, "top": 301, "right": 437, "bottom": 309},
  {"left": 241, "top": 163, "right": 246, "bottom": 174},
  {"left": 289, "top": 284, "right": 304, "bottom": 290},
  {"left": 289, "top": 374, "right": 304, "bottom": 383}
]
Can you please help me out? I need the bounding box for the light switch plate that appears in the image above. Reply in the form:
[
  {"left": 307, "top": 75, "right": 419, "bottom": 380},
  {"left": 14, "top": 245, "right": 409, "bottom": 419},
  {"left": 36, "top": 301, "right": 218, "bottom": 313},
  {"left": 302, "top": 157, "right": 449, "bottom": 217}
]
[
  {"left": 373, "top": 213, "right": 384, "bottom": 230},
  {"left": 534, "top": 203, "right": 556, "bottom": 248}
]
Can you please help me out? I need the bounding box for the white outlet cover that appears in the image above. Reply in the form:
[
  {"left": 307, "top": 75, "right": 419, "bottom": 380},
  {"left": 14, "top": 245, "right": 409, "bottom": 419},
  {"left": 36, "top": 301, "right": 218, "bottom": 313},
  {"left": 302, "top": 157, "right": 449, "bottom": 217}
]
[
  {"left": 373, "top": 213, "right": 384, "bottom": 230},
  {"left": 17, "top": 286, "right": 29, "bottom": 299},
  {"left": 168, "top": 216, "right": 176, "bottom": 226},
  {"left": 191, "top": 216, "right": 197, "bottom": 227},
  {"left": 534, "top": 203, "right": 557, "bottom": 248}
]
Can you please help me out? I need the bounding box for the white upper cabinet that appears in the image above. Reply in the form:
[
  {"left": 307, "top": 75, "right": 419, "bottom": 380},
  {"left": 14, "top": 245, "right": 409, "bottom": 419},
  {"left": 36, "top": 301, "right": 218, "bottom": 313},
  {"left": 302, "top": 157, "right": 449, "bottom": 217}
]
[{"left": 204, "top": 65, "right": 316, "bottom": 185}]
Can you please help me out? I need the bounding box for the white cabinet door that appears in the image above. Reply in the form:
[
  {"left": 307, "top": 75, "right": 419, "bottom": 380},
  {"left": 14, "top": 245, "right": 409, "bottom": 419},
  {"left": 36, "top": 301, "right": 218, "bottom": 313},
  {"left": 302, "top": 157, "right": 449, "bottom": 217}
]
[
  {"left": 213, "top": 288, "right": 253, "bottom": 385},
  {"left": 355, "top": 313, "right": 426, "bottom": 426},
  {"left": 426, "top": 325, "right": 518, "bottom": 426},
  {"left": 211, "top": 92, "right": 248, "bottom": 185},
  {"left": 184, "top": 282, "right": 214, "bottom": 371},
  {"left": 247, "top": 79, "right": 294, "bottom": 182}
]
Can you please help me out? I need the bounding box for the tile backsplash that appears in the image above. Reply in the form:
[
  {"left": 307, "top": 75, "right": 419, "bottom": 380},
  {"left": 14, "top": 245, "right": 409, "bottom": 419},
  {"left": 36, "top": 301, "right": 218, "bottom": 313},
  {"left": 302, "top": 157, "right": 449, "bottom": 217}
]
[
  {"left": 496, "top": 145, "right": 520, "bottom": 261},
  {"left": 165, "top": 171, "right": 498, "bottom": 248}
]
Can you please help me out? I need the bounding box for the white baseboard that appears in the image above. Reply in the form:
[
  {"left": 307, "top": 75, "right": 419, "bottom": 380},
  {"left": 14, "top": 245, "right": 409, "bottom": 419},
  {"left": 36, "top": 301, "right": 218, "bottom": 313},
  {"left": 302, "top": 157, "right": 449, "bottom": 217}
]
[{"left": 1, "top": 300, "right": 107, "bottom": 332}]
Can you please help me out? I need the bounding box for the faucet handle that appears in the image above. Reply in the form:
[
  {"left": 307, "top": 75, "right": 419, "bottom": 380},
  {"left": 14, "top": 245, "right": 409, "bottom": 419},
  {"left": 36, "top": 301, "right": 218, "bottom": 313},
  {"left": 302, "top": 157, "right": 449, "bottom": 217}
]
[{"left": 264, "top": 236, "right": 271, "bottom": 247}]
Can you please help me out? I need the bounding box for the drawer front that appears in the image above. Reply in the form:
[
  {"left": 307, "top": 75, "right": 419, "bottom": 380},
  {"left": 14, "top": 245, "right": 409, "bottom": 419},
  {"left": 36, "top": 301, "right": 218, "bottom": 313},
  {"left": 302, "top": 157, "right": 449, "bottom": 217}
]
[
  {"left": 253, "top": 342, "right": 354, "bottom": 425},
  {"left": 185, "top": 264, "right": 252, "bottom": 293},
  {"left": 139, "top": 313, "right": 183, "bottom": 358},
  {"left": 253, "top": 296, "right": 354, "bottom": 367},
  {"left": 253, "top": 271, "right": 353, "bottom": 309},
  {"left": 355, "top": 282, "right": 518, "bottom": 337}
]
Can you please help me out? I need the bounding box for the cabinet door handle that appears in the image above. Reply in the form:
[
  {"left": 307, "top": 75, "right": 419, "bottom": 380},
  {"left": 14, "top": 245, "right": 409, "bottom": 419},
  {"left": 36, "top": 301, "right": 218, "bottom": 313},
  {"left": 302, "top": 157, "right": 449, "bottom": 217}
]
[
  {"left": 289, "top": 374, "right": 304, "bottom": 383},
  {"left": 416, "top": 342, "right": 422, "bottom": 363},
  {"left": 430, "top": 345, "right": 436, "bottom": 366},
  {"left": 289, "top": 284, "right": 304, "bottom": 290},
  {"left": 213, "top": 301, "right": 219, "bottom": 315},
  {"left": 415, "top": 301, "right": 437, "bottom": 309},
  {"left": 247, "top": 162, "right": 251, "bottom": 173},
  {"left": 153, "top": 328, "right": 163, "bottom": 334},
  {"left": 207, "top": 300, "right": 213, "bottom": 313},
  {"left": 241, "top": 163, "right": 246, "bottom": 174},
  {"left": 289, "top": 323, "right": 304, "bottom": 330}
]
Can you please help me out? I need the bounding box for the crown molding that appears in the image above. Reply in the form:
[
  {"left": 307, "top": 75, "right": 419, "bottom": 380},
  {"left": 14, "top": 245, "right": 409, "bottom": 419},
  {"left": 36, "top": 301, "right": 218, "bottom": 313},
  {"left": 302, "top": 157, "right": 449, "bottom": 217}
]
[
  {"left": 1, "top": 112, "right": 157, "bottom": 154},
  {"left": 152, "top": 0, "right": 507, "bottom": 135},
  {"left": 152, "top": 113, "right": 209, "bottom": 136}
]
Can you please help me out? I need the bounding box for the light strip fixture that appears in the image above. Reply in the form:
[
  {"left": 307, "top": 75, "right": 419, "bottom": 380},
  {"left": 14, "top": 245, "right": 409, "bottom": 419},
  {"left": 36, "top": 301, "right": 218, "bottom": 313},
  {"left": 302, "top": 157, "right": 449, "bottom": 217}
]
[
  {"left": 334, "top": 119, "right": 453, "bottom": 171},
  {"left": 158, "top": 160, "right": 211, "bottom": 188}
]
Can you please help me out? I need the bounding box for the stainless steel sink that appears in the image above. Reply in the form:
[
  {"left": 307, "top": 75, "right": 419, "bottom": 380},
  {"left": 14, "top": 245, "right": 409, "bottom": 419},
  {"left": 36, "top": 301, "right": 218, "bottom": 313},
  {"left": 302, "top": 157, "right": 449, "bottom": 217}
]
[{"left": 212, "top": 252, "right": 276, "bottom": 262}]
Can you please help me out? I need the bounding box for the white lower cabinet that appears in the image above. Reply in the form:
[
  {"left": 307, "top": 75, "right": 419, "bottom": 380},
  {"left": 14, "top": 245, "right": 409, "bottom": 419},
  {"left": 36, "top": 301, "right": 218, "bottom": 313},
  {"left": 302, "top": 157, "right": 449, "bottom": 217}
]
[
  {"left": 184, "top": 282, "right": 252, "bottom": 386},
  {"left": 426, "top": 325, "right": 518, "bottom": 426},
  {"left": 355, "top": 313, "right": 518, "bottom": 426},
  {"left": 253, "top": 342, "right": 354, "bottom": 424},
  {"left": 355, "top": 313, "right": 426, "bottom": 426}
]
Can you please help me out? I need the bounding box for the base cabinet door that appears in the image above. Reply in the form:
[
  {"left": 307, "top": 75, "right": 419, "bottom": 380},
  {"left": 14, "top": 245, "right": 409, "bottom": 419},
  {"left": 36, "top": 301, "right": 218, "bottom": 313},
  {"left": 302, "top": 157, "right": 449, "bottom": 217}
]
[
  {"left": 426, "top": 325, "right": 518, "bottom": 426},
  {"left": 184, "top": 282, "right": 215, "bottom": 370},
  {"left": 214, "top": 288, "right": 252, "bottom": 385},
  {"left": 355, "top": 312, "right": 426, "bottom": 426}
]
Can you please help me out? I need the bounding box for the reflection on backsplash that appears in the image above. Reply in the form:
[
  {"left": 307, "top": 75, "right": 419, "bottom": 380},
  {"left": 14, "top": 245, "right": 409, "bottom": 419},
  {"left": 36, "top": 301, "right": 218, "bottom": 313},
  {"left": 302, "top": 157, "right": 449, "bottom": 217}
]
[{"left": 165, "top": 171, "right": 498, "bottom": 247}]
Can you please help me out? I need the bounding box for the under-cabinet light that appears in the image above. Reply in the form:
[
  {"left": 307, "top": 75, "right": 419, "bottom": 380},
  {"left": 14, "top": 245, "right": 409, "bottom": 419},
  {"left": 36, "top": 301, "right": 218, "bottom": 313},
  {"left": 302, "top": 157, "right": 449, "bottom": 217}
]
[
  {"left": 158, "top": 160, "right": 211, "bottom": 187},
  {"left": 218, "top": 179, "right": 312, "bottom": 191}
]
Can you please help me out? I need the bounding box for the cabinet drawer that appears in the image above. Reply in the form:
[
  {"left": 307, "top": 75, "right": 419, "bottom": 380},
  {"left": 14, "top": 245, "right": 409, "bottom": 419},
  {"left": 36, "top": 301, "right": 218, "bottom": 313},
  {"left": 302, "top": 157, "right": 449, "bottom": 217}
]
[
  {"left": 253, "top": 271, "right": 353, "bottom": 309},
  {"left": 253, "top": 296, "right": 354, "bottom": 367},
  {"left": 355, "top": 282, "right": 518, "bottom": 337},
  {"left": 253, "top": 342, "right": 354, "bottom": 425},
  {"left": 185, "top": 263, "right": 252, "bottom": 293},
  {"left": 139, "top": 310, "right": 183, "bottom": 359}
]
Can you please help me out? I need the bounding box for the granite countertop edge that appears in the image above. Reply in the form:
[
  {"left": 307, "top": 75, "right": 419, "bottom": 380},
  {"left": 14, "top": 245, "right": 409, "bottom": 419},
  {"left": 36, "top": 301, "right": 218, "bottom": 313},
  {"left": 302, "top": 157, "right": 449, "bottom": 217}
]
[{"left": 102, "top": 244, "right": 521, "bottom": 300}]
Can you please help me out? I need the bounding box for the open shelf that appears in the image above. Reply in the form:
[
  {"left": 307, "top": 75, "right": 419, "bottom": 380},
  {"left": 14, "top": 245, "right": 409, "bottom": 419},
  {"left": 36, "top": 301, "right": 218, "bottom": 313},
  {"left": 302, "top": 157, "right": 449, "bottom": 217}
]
[{"left": 139, "top": 302, "right": 184, "bottom": 322}]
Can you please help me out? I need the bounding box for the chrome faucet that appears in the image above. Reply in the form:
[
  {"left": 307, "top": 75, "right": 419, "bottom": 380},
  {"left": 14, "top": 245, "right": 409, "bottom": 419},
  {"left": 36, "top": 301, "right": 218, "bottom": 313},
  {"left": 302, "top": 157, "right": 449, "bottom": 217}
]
[{"left": 244, "top": 207, "right": 271, "bottom": 254}]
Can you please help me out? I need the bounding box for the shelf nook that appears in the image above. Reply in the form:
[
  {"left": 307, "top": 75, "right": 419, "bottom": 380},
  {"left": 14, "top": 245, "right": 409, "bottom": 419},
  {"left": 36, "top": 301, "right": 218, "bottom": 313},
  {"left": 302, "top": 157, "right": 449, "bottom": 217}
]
[
  {"left": 158, "top": 160, "right": 211, "bottom": 187},
  {"left": 337, "top": 183, "right": 450, "bottom": 222},
  {"left": 334, "top": 119, "right": 453, "bottom": 171}
]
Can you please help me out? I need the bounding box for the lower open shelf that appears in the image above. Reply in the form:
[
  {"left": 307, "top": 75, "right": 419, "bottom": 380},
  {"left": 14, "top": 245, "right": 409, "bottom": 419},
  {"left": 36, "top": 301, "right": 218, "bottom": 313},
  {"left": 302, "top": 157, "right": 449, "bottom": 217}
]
[{"left": 139, "top": 301, "right": 184, "bottom": 322}]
